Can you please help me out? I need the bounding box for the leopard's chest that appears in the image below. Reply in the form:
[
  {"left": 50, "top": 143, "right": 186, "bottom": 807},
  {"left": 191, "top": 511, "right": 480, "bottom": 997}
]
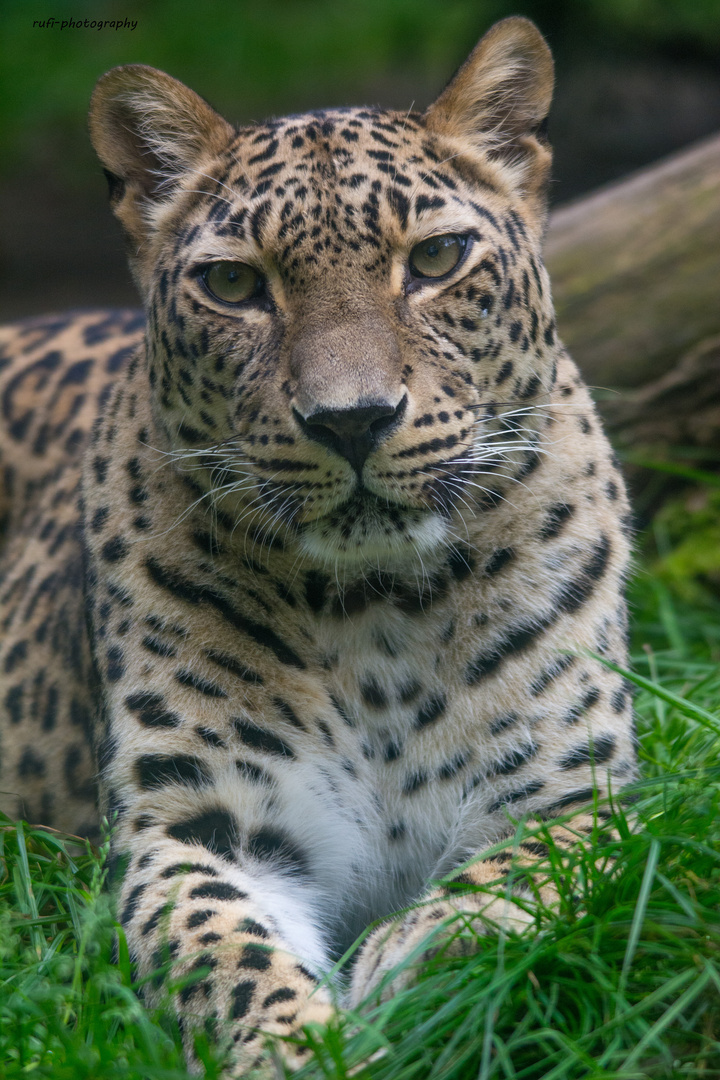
[{"left": 306, "top": 597, "right": 502, "bottom": 936}]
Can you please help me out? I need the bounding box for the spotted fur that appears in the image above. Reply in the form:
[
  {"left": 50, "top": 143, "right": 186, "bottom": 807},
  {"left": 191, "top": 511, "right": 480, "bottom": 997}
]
[{"left": 0, "top": 18, "right": 636, "bottom": 1074}]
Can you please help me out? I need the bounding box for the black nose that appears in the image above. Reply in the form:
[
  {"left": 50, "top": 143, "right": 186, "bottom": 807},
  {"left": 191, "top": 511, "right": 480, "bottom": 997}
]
[{"left": 294, "top": 395, "right": 407, "bottom": 474}]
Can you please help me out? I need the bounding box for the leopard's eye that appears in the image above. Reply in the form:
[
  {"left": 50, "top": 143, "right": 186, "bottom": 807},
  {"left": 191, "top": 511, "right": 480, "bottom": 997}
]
[
  {"left": 202, "top": 261, "right": 263, "bottom": 304},
  {"left": 409, "top": 234, "right": 467, "bottom": 279}
]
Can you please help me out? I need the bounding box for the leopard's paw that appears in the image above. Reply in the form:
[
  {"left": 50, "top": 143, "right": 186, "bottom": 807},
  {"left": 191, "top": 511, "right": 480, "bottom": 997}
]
[{"left": 349, "top": 888, "right": 535, "bottom": 1006}]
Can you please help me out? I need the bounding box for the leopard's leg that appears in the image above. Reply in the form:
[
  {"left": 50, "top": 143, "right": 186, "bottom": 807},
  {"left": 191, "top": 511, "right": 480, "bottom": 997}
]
[
  {"left": 114, "top": 824, "right": 334, "bottom": 1074},
  {"left": 349, "top": 805, "right": 616, "bottom": 1005}
]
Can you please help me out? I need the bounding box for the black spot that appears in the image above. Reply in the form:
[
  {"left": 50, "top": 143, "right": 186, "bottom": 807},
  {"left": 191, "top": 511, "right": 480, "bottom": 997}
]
[
  {"left": 304, "top": 570, "right": 328, "bottom": 612},
  {"left": 295, "top": 963, "right": 319, "bottom": 984},
  {"left": 249, "top": 138, "right": 279, "bottom": 164},
  {"left": 175, "top": 670, "right": 227, "bottom": 698},
  {"left": 5, "top": 685, "right": 23, "bottom": 724},
  {"left": 557, "top": 535, "right": 611, "bottom": 614},
  {"left": 485, "top": 548, "right": 514, "bottom": 575},
  {"left": 611, "top": 688, "right": 627, "bottom": 713},
  {"left": 91, "top": 506, "right": 110, "bottom": 532},
  {"left": 180, "top": 952, "right": 217, "bottom": 1004},
  {"left": 92, "top": 457, "right": 109, "bottom": 483},
  {"left": 415, "top": 693, "right": 447, "bottom": 729},
  {"left": 489, "top": 711, "right": 518, "bottom": 735},
  {"left": 205, "top": 648, "right": 263, "bottom": 684},
  {"left": 160, "top": 862, "right": 219, "bottom": 879},
  {"left": 199, "top": 932, "right": 221, "bottom": 945},
  {"left": 195, "top": 726, "right": 225, "bottom": 747},
  {"left": 125, "top": 691, "right": 181, "bottom": 728},
  {"left": 529, "top": 655, "right": 575, "bottom": 696},
  {"left": 101, "top": 536, "right": 128, "bottom": 562},
  {"left": 233, "top": 719, "right": 295, "bottom": 758},
  {"left": 142, "top": 635, "right": 176, "bottom": 658},
  {"left": 135, "top": 754, "right": 211, "bottom": 790},
  {"left": 4, "top": 640, "right": 28, "bottom": 674},
  {"left": 17, "top": 747, "right": 45, "bottom": 778},
  {"left": 120, "top": 883, "right": 147, "bottom": 926},
  {"left": 238, "top": 944, "right": 272, "bottom": 971},
  {"left": 437, "top": 750, "right": 472, "bottom": 779},
  {"left": 235, "top": 759, "right": 274, "bottom": 785},
  {"left": 106, "top": 645, "right": 126, "bottom": 682},
  {"left": 495, "top": 360, "right": 513, "bottom": 384},
  {"left": 168, "top": 808, "right": 238, "bottom": 860},
  {"left": 541, "top": 787, "right": 595, "bottom": 815},
  {"left": 246, "top": 828, "right": 308, "bottom": 877},
  {"left": 466, "top": 618, "right": 551, "bottom": 684},
  {"left": 415, "top": 194, "right": 445, "bottom": 214},
  {"left": 516, "top": 450, "right": 540, "bottom": 480},
  {"left": 187, "top": 909, "right": 215, "bottom": 929},
  {"left": 520, "top": 841, "right": 549, "bottom": 858},
  {"left": 384, "top": 739, "right": 403, "bottom": 762},
  {"left": 189, "top": 881, "right": 248, "bottom": 902},
  {"left": 273, "top": 698, "right": 305, "bottom": 730},
  {"left": 487, "top": 742, "right": 538, "bottom": 777},
  {"left": 540, "top": 503, "right": 574, "bottom": 540},
  {"left": 563, "top": 687, "right": 602, "bottom": 725},
  {"left": 107, "top": 344, "right": 136, "bottom": 373},
  {"left": 231, "top": 980, "right": 256, "bottom": 1019},
  {"left": 519, "top": 374, "right": 541, "bottom": 400},
  {"left": 487, "top": 779, "right": 545, "bottom": 814},
  {"left": 388, "top": 186, "right": 410, "bottom": 228},
  {"left": 238, "top": 918, "right": 270, "bottom": 939},
  {"left": 360, "top": 679, "right": 387, "bottom": 708},
  {"left": 447, "top": 547, "right": 475, "bottom": 581},
  {"left": 559, "top": 734, "right": 616, "bottom": 770},
  {"left": 263, "top": 987, "right": 296, "bottom": 1008},
  {"left": 399, "top": 680, "right": 421, "bottom": 704},
  {"left": 402, "top": 770, "right": 429, "bottom": 795}
]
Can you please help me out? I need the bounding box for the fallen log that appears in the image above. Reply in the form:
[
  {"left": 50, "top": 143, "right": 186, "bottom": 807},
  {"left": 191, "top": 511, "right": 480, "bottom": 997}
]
[{"left": 545, "top": 133, "right": 720, "bottom": 464}]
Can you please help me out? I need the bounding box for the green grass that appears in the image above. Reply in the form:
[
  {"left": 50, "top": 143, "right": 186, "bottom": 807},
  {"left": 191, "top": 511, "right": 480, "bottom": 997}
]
[{"left": 2, "top": 562, "right": 720, "bottom": 1078}]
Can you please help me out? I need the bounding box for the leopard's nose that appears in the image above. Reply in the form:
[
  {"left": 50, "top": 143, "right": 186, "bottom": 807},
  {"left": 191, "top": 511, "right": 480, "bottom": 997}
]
[{"left": 294, "top": 396, "right": 407, "bottom": 475}]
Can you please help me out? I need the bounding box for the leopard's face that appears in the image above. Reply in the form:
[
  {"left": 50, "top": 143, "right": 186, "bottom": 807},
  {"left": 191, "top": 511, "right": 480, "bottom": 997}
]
[{"left": 92, "top": 52, "right": 555, "bottom": 568}]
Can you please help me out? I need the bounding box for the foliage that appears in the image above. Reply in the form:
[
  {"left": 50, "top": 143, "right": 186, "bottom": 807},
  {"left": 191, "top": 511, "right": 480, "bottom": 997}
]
[
  {"left": 650, "top": 488, "right": 720, "bottom": 603},
  {"left": 0, "top": 0, "right": 719, "bottom": 181},
  {"left": 2, "top": 552, "right": 720, "bottom": 1077}
]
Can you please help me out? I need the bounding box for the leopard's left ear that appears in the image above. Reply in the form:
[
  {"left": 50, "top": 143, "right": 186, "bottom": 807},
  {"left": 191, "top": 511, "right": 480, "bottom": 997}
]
[{"left": 424, "top": 17, "right": 553, "bottom": 223}]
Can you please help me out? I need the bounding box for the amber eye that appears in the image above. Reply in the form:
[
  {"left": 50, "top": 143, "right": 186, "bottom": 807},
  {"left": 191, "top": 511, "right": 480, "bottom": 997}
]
[
  {"left": 202, "top": 261, "right": 263, "bottom": 304},
  {"left": 409, "top": 234, "right": 467, "bottom": 279}
]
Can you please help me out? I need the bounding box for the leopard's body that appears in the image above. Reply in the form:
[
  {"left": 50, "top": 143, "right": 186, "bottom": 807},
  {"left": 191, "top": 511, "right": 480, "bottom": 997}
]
[{"left": 0, "top": 19, "right": 637, "bottom": 1074}]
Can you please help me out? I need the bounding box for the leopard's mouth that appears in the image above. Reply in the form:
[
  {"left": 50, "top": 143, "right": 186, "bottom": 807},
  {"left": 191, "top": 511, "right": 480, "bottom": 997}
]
[{"left": 297, "top": 489, "right": 449, "bottom": 568}]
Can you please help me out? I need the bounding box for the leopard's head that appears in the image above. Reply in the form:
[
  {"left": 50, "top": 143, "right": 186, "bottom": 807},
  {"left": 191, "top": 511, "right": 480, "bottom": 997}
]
[{"left": 89, "top": 17, "right": 556, "bottom": 570}]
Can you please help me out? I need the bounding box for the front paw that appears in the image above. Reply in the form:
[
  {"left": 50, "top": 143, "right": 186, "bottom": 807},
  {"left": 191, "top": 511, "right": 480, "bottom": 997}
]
[
  {"left": 221, "top": 994, "right": 335, "bottom": 1077},
  {"left": 349, "top": 888, "right": 535, "bottom": 1006}
]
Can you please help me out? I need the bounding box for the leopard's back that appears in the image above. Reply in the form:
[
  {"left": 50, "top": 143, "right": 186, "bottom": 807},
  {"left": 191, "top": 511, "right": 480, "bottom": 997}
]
[
  {"left": 0, "top": 310, "right": 142, "bottom": 835},
  {"left": 0, "top": 310, "right": 143, "bottom": 531}
]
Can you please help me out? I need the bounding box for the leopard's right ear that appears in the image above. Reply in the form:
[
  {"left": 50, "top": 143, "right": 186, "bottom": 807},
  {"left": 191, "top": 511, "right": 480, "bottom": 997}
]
[{"left": 89, "top": 64, "right": 233, "bottom": 244}]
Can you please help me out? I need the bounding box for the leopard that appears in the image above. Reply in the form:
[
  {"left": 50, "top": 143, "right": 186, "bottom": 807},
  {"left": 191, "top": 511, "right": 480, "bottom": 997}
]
[{"left": 0, "top": 16, "right": 637, "bottom": 1076}]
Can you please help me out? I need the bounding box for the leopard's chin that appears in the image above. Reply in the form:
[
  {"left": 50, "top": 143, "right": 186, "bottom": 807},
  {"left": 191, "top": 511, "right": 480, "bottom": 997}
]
[{"left": 297, "top": 491, "right": 449, "bottom": 569}]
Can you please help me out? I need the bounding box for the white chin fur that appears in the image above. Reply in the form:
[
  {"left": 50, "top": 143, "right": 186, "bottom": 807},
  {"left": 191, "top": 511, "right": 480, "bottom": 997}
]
[{"left": 299, "top": 509, "right": 449, "bottom": 569}]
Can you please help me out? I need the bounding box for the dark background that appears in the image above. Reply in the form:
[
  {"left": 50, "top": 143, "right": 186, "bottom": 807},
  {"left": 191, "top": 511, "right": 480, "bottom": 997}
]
[{"left": 1, "top": 0, "right": 719, "bottom": 321}]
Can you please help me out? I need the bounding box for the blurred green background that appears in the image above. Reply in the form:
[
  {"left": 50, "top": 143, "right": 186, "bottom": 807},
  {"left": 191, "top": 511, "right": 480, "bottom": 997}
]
[{"left": 1, "top": 0, "right": 719, "bottom": 319}]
